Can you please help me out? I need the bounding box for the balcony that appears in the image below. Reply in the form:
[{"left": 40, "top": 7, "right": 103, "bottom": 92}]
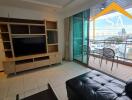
[
  {"left": 88, "top": 40, "right": 132, "bottom": 81},
  {"left": 90, "top": 39, "right": 132, "bottom": 63}
]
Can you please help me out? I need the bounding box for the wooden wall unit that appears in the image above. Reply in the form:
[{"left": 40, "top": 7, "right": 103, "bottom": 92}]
[{"left": 0, "top": 18, "right": 62, "bottom": 74}]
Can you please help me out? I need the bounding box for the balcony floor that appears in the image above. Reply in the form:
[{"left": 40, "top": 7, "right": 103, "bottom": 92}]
[{"left": 89, "top": 56, "right": 132, "bottom": 81}]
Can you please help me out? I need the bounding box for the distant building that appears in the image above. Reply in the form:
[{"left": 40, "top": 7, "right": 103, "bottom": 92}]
[
  {"left": 121, "top": 28, "right": 126, "bottom": 36},
  {"left": 118, "top": 28, "right": 126, "bottom": 36}
]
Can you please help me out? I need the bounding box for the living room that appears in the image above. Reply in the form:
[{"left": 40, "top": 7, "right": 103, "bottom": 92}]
[{"left": 0, "top": 0, "right": 132, "bottom": 100}]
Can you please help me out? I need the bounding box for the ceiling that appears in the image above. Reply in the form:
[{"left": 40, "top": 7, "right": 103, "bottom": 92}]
[
  {"left": 0, "top": 0, "right": 76, "bottom": 12},
  {"left": 90, "top": 0, "right": 132, "bottom": 16},
  {"left": 26, "top": 0, "right": 75, "bottom": 8},
  {"left": 0, "top": 0, "right": 103, "bottom": 18},
  {"left": 0, "top": 0, "right": 131, "bottom": 17},
  {"left": 0, "top": 0, "right": 99, "bottom": 14}
]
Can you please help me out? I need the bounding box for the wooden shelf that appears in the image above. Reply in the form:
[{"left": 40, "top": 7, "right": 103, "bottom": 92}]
[
  {"left": 29, "top": 24, "right": 45, "bottom": 26},
  {"left": 46, "top": 29, "right": 57, "bottom": 31},
  {"left": 12, "top": 34, "right": 46, "bottom": 39},
  {"left": 0, "top": 18, "right": 61, "bottom": 74},
  {"left": 10, "top": 24, "right": 45, "bottom": 35},
  {"left": 30, "top": 25, "right": 45, "bottom": 34},
  {"left": 46, "top": 21, "right": 57, "bottom": 29},
  {"left": 10, "top": 23, "right": 44, "bottom": 26},
  {"left": 5, "top": 49, "right": 12, "bottom": 51},
  {"left": 1, "top": 34, "right": 10, "bottom": 41},
  {"left": 4, "top": 53, "right": 49, "bottom": 61},
  {"left": 15, "top": 59, "right": 33, "bottom": 65},
  {"left": 46, "top": 21, "right": 58, "bottom": 53},
  {"left": 12, "top": 34, "right": 29, "bottom": 36},
  {"left": 10, "top": 24, "right": 29, "bottom": 34},
  {"left": 48, "top": 43, "right": 58, "bottom": 46},
  {"left": 5, "top": 51, "right": 13, "bottom": 58},
  {"left": 47, "top": 30, "right": 58, "bottom": 44},
  {"left": 3, "top": 42, "right": 11, "bottom": 49},
  {"left": 29, "top": 33, "right": 46, "bottom": 35},
  {"left": 0, "top": 17, "right": 44, "bottom": 24},
  {"left": 0, "top": 32, "right": 9, "bottom": 34},
  {"left": 0, "top": 24, "right": 8, "bottom": 32},
  {"left": 3, "top": 41, "right": 10, "bottom": 43},
  {"left": 12, "top": 34, "right": 46, "bottom": 36},
  {"left": 34, "top": 56, "right": 49, "bottom": 62},
  {"left": 48, "top": 45, "right": 58, "bottom": 53}
]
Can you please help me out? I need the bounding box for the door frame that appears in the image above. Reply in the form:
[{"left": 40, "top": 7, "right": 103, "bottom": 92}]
[{"left": 73, "top": 9, "right": 90, "bottom": 66}]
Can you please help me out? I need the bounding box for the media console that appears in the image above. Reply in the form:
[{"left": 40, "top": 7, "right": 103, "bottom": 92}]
[{"left": 0, "top": 17, "right": 62, "bottom": 74}]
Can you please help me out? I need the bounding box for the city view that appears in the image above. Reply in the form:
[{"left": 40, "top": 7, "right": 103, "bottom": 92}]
[{"left": 89, "top": 7, "right": 132, "bottom": 60}]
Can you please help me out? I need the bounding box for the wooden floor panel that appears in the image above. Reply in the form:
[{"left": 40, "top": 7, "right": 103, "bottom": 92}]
[{"left": 89, "top": 56, "right": 132, "bottom": 81}]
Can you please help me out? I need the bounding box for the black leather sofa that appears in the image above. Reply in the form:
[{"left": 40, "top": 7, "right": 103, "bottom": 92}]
[{"left": 66, "top": 70, "right": 132, "bottom": 100}]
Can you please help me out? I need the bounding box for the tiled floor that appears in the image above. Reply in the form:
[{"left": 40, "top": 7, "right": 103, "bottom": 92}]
[
  {"left": 0, "top": 62, "right": 91, "bottom": 100},
  {"left": 89, "top": 56, "right": 132, "bottom": 81},
  {"left": 0, "top": 59, "right": 131, "bottom": 100}
]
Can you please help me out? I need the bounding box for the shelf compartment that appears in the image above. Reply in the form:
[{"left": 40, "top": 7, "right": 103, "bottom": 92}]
[
  {"left": 15, "top": 62, "right": 34, "bottom": 72},
  {"left": 34, "top": 56, "right": 49, "bottom": 61},
  {"left": 5, "top": 49, "right": 11, "bottom": 51},
  {"left": 1, "top": 34, "right": 10, "bottom": 41},
  {"left": 12, "top": 34, "right": 45, "bottom": 38},
  {"left": 15, "top": 58, "right": 33, "bottom": 65},
  {"left": 3, "top": 42, "right": 11, "bottom": 49},
  {"left": 0, "top": 32, "right": 9, "bottom": 34},
  {"left": 34, "top": 59, "right": 50, "bottom": 68},
  {"left": 48, "top": 45, "right": 58, "bottom": 53},
  {"left": 0, "top": 17, "right": 44, "bottom": 24},
  {"left": 30, "top": 25, "right": 45, "bottom": 34},
  {"left": 46, "top": 29, "right": 57, "bottom": 31},
  {"left": 46, "top": 21, "right": 57, "bottom": 29},
  {"left": 3, "top": 41, "right": 10, "bottom": 43},
  {"left": 48, "top": 43, "right": 58, "bottom": 46},
  {"left": 47, "top": 31, "right": 58, "bottom": 44},
  {"left": 0, "top": 24, "right": 8, "bottom": 32},
  {"left": 5, "top": 51, "right": 13, "bottom": 58},
  {"left": 10, "top": 24, "right": 29, "bottom": 34}
]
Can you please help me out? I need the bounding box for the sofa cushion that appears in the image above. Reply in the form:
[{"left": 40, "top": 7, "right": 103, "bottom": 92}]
[
  {"left": 66, "top": 70, "right": 131, "bottom": 100},
  {"left": 125, "top": 79, "right": 132, "bottom": 99}
]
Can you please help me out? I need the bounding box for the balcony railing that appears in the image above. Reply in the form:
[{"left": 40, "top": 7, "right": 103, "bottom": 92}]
[{"left": 89, "top": 40, "right": 132, "bottom": 62}]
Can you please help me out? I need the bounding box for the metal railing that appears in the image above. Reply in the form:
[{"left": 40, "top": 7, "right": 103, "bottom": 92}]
[{"left": 89, "top": 40, "right": 132, "bottom": 61}]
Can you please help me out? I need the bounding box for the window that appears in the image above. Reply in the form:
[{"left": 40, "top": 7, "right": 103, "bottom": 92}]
[{"left": 89, "top": 0, "right": 132, "bottom": 61}]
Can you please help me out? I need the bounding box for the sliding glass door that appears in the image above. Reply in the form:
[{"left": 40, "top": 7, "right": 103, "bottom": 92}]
[
  {"left": 73, "top": 12, "right": 83, "bottom": 62},
  {"left": 83, "top": 11, "right": 89, "bottom": 64},
  {"left": 73, "top": 9, "right": 90, "bottom": 65}
]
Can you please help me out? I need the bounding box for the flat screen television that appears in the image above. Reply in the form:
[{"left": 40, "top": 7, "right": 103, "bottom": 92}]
[{"left": 12, "top": 36, "right": 47, "bottom": 57}]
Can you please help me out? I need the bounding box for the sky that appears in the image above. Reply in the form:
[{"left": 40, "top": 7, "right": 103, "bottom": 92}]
[{"left": 89, "top": 7, "right": 132, "bottom": 39}]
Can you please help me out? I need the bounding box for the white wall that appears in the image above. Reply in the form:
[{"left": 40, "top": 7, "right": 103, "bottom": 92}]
[
  {"left": 57, "top": 0, "right": 99, "bottom": 61},
  {"left": 0, "top": 5, "right": 58, "bottom": 20},
  {"left": 61, "top": 0, "right": 97, "bottom": 18},
  {"left": 57, "top": 18, "right": 64, "bottom": 58}
]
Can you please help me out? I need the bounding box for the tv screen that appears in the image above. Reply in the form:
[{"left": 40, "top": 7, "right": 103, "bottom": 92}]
[{"left": 12, "top": 36, "right": 47, "bottom": 57}]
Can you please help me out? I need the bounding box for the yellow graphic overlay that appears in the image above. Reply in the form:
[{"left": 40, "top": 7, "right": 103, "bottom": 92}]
[{"left": 91, "top": 2, "right": 132, "bottom": 39}]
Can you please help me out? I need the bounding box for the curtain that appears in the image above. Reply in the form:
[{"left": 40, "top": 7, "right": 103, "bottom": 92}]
[{"left": 64, "top": 17, "right": 73, "bottom": 61}]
